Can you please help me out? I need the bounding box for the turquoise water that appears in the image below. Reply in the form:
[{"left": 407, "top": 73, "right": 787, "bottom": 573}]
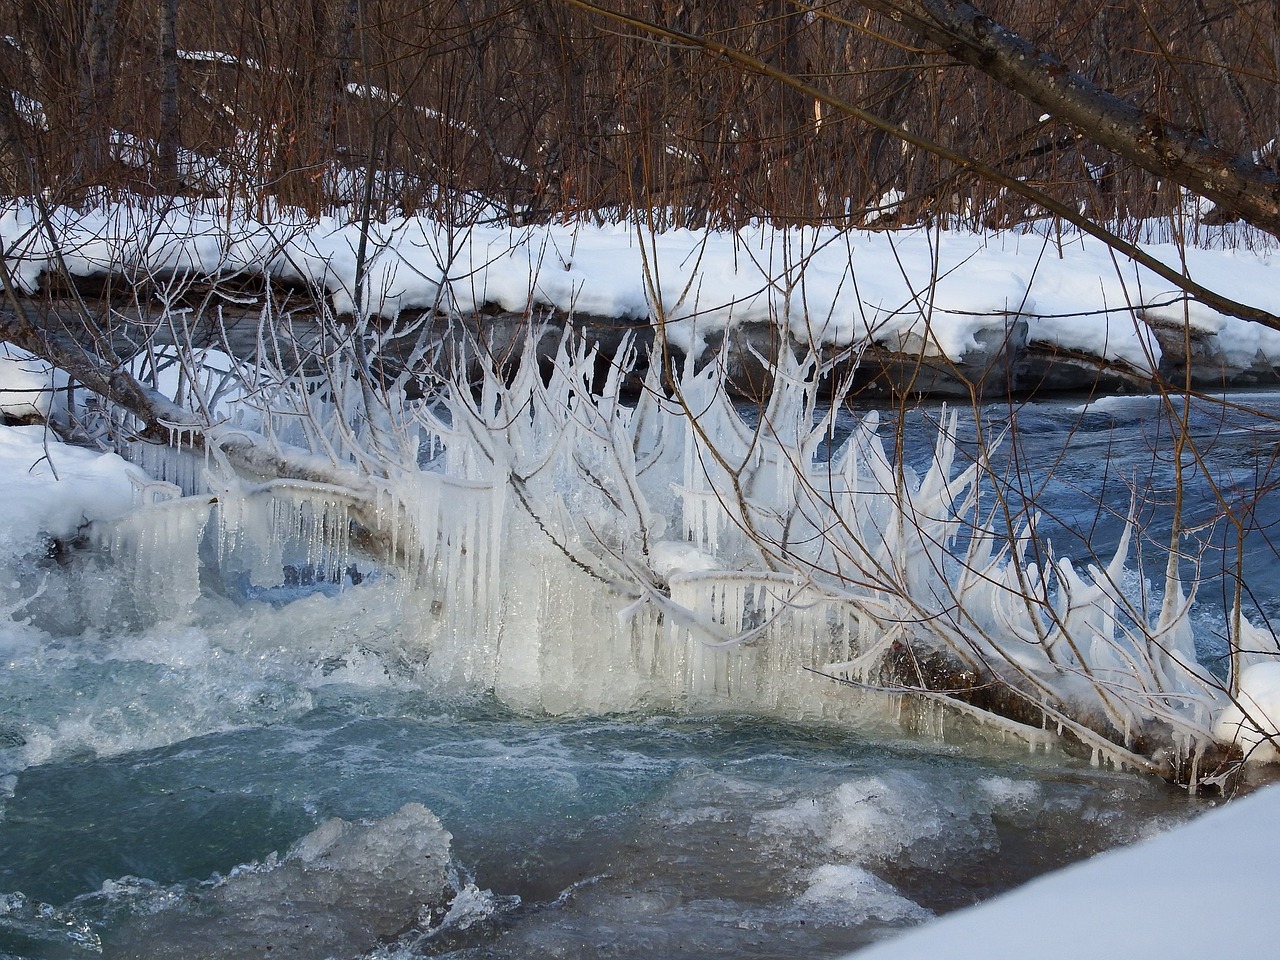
[{"left": 0, "top": 671, "right": 1201, "bottom": 959}]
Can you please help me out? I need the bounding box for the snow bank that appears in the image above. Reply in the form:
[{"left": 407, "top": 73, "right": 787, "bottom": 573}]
[
  {"left": 5, "top": 199, "right": 1279, "bottom": 376},
  {"left": 846, "top": 783, "right": 1280, "bottom": 960},
  {"left": 0, "top": 343, "right": 54, "bottom": 420},
  {"left": 0, "top": 424, "right": 150, "bottom": 553}
]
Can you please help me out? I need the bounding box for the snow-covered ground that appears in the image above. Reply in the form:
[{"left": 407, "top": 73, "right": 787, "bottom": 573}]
[
  {"left": 0, "top": 420, "right": 150, "bottom": 553},
  {"left": 4, "top": 199, "right": 1280, "bottom": 376},
  {"left": 849, "top": 781, "right": 1280, "bottom": 959}
]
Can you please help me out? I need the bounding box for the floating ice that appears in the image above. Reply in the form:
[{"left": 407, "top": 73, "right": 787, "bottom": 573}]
[
  {"left": 797, "top": 864, "right": 931, "bottom": 925},
  {"left": 104, "top": 803, "right": 454, "bottom": 960}
]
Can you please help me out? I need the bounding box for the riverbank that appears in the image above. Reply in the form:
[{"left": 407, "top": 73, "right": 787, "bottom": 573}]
[
  {"left": 5, "top": 201, "right": 1280, "bottom": 400},
  {"left": 850, "top": 780, "right": 1280, "bottom": 959}
]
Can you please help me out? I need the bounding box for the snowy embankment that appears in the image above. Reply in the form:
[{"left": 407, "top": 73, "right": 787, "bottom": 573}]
[
  {"left": 849, "top": 781, "right": 1280, "bottom": 959},
  {"left": 4, "top": 199, "right": 1280, "bottom": 392},
  {"left": 0, "top": 416, "right": 150, "bottom": 553}
]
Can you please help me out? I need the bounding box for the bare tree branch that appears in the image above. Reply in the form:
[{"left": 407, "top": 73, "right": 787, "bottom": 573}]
[{"left": 858, "top": 1, "right": 1280, "bottom": 233}]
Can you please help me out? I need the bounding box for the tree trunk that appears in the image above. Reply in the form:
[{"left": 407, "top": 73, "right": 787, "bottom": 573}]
[
  {"left": 157, "top": 0, "right": 180, "bottom": 191},
  {"left": 79, "top": 0, "right": 119, "bottom": 187}
]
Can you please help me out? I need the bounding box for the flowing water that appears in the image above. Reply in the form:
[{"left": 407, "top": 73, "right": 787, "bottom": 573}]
[{"left": 4, "top": 390, "right": 1279, "bottom": 960}]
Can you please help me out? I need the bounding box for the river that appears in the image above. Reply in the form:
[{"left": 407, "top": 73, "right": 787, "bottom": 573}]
[{"left": 4, "top": 387, "right": 1277, "bottom": 959}]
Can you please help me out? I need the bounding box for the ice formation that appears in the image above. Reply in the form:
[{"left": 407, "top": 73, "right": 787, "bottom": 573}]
[
  {"left": 4, "top": 183, "right": 1276, "bottom": 779},
  {"left": 32, "top": 320, "right": 1259, "bottom": 783}
]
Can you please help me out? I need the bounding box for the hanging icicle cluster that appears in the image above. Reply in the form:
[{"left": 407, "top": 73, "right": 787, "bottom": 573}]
[{"left": 95, "top": 325, "right": 1268, "bottom": 785}]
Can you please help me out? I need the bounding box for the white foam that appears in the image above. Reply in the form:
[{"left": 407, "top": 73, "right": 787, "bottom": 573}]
[{"left": 978, "top": 776, "right": 1041, "bottom": 808}]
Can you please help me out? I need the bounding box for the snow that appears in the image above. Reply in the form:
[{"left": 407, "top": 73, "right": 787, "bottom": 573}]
[
  {"left": 5, "top": 199, "right": 1279, "bottom": 374},
  {"left": 1213, "top": 662, "right": 1280, "bottom": 762},
  {"left": 0, "top": 423, "right": 150, "bottom": 553},
  {"left": 0, "top": 343, "right": 54, "bottom": 420},
  {"left": 847, "top": 782, "right": 1280, "bottom": 960}
]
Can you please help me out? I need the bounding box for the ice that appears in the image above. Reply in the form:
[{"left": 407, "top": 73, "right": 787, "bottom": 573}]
[
  {"left": 104, "top": 803, "right": 454, "bottom": 960},
  {"left": 648, "top": 539, "right": 721, "bottom": 579},
  {"left": 797, "top": 864, "right": 931, "bottom": 925},
  {"left": 431, "top": 882, "right": 521, "bottom": 935},
  {"left": 757, "top": 771, "right": 995, "bottom": 868},
  {"left": 92, "top": 496, "right": 209, "bottom": 619},
  {"left": 9, "top": 324, "right": 1249, "bottom": 767}
]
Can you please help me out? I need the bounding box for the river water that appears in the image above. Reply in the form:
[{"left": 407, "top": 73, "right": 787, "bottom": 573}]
[{"left": 3, "top": 389, "right": 1278, "bottom": 960}]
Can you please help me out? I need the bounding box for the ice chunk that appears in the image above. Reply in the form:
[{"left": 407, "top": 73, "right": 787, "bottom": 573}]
[
  {"left": 105, "top": 803, "right": 454, "bottom": 960},
  {"left": 797, "top": 864, "right": 931, "bottom": 925}
]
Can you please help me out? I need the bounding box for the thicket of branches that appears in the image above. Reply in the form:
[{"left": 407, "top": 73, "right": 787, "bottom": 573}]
[{"left": 2, "top": 0, "right": 1277, "bottom": 231}]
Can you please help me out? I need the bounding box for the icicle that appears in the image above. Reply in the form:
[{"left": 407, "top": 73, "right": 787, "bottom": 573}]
[{"left": 92, "top": 495, "right": 211, "bottom": 620}]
